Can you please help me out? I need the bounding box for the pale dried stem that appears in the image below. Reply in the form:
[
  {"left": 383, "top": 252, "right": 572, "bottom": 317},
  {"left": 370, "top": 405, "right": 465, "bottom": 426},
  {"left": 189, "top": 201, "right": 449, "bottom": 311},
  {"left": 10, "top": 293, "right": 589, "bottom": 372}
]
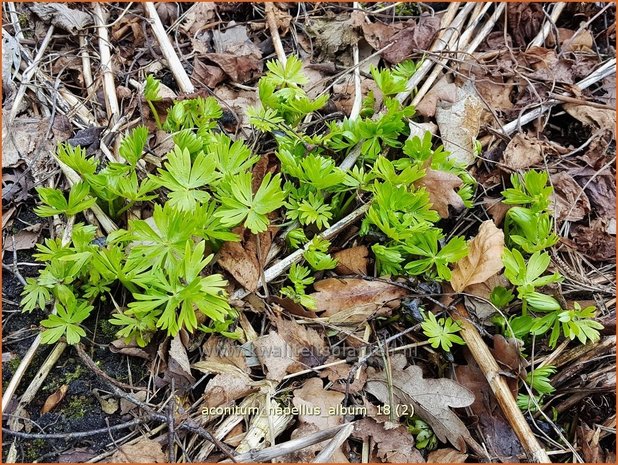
[
  {"left": 218, "top": 423, "right": 353, "bottom": 463},
  {"left": 349, "top": 2, "right": 363, "bottom": 120},
  {"left": 93, "top": 3, "right": 120, "bottom": 128},
  {"left": 143, "top": 2, "right": 194, "bottom": 94},
  {"left": 7, "top": 342, "right": 68, "bottom": 431},
  {"left": 312, "top": 423, "right": 355, "bottom": 463},
  {"left": 454, "top": 304, "right": 552, "bottom": 463},
  {"left": 395, "top": 1, "right": 469, "bottom": 104},
  {"left": 528, "top": 3, "right": 567, "bottom": 49},
  {"left": 6, "top": 2, "right": 24, "bottom": 40},
  {"left": 265, "top": 2, "right": 287, "bottom": 65},
  {"left": 8, "top": 25, "right": 54, "bottom": 124},
  {"left": 411, "top": 2, "right": 487, "bottom": 107},
  {"left": 232, "top": 203, "right": 369, "bottom": 300},
  {"left": 482, "top": 58, "right": 616, "bottom": 144},
  {"left": 79, "top": 34, "right": 95, "bottom": 102}
]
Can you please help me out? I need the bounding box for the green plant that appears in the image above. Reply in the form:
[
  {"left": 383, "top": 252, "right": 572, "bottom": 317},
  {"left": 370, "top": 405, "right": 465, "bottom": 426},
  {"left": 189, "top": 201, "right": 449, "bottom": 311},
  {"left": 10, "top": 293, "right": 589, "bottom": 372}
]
[
  {"left": 420, "top": 311, "right": 465, "bottom": 352},
  {"left": 280, "top": 264, "right": 317, "bottom": 309},
  {"left": 22, "top": 56, "right": 477, "bottom": 349},
  {"left": 407, "top": 416, "right": 438, "bottom": 450},
  {"left": 517, "top": 365, "right": 556, "bottom": 411}
]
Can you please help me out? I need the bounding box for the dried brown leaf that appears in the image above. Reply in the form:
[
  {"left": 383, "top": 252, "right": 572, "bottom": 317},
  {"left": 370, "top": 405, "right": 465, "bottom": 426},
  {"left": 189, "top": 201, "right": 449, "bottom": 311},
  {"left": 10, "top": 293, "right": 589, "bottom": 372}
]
[
  {"left": 550, "top": 172, "right": 591, "bottom": 222},
  {"left": 29, "top": 3, "right": 92, "bottom": 34},
  {"left": 416, "top": 76, "right": 458, "bottom": 118},
  {"left": 253, "top": 331, "right": 295, "bottom": 381},
  {"left": 41, "top": 384, "right": 68, "bottom": 414},
  {"left": 310, "top": 278, "right": 409, "bottom": 324},
  {"left": 292, "top": 378, "right": 344, "bottom": 430},
  {"left": 204, "top": 53, "right": 262, "bottom": 84},
  {"left": 451, "top": 220, "right": 505, "bottom": 293},
  {"left": 352, "top": 418, "right": 425, "bottom": 463},
  {"left": 4, "top": 224, "right": 42, "bottom": 252},
  {"left": 435, "top": 82, "right": 483, "bottom": 166},
  {"left": 180, "top": 3, "right": 217, "bottom": 35},
  {"left": 502, "top": 133, "right": 544, "bottom": 170},
  {"left": 427, "top": 448, "right": 468, "bottom": 463},
  {"left": 380, "top": 16, "right": 440, "bottom": 64},
  {"left": 167, "top": 334, "right": 195, "bottom": 386},
  {"left": 334, "top": 245, "right": 369, "bottom": 275},
  {"left": 483, "top": 196, "right": 511, "bottom": 226},
  {"left": 111, "top": 438, "right": 167, "bottom": 463},
  {"left": 366, "top": 364, "right": 474, "bottom": 451},
  {"left": 415, "top": 168, "right": 464, "bottom": 219},
  {"left": 564, "top": 103, "right": 616, "bottom": 136}
]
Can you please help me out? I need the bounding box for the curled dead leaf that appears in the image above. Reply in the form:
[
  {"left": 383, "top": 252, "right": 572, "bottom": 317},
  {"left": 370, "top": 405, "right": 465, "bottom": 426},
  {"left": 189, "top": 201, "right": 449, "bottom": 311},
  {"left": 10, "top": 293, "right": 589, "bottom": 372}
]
[
  {"left": 502, "top": 133, "right": 544, "bottom": 170},
  {"left": 366, "top": 364, "right": 474, "bottom": 451},
  {"left": 310, "top": 278, "right": 409, "bottom": 324},
  {"left": 111, "top": 438, "right": 167, "bottom": 463},
  {"left": 435, "top": 81, "right": 483, "bottom": 166},
  {"left": 415, "top": 168, "right": 465, "bottom": 219},
  {"left": 41, "top": 384, "right": 68, "bottom": 414},
  {"left": 334, "top": 245, "right": 369, "bottom": 275},
  {"left": 451, "top": 220, "right": 504, "bottom": 293}
]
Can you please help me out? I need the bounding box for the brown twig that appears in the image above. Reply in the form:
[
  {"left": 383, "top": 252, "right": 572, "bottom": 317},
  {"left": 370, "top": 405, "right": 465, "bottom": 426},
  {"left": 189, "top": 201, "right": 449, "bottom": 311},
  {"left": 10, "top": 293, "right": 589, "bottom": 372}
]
[{"left": 452, "top": 303, "right": 552, "bottom": 463}]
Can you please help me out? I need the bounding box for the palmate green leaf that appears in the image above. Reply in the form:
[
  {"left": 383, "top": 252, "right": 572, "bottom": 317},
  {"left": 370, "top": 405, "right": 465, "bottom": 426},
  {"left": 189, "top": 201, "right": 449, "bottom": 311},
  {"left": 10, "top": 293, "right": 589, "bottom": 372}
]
[
  {"left": 40, "top": 301, "right": 92, "bottom": 345},
  {"left": 144, "top": 75, "right": 161, "bottom": 102},
  {"left": 215, "top": 172, "right": 285, "bottom": 234},
  {"left": 127, "top": 203, "right": 197, "bottom": 268},
  {"left": 128, "top": 240, "right": 230, "bottom": 336},
  {"left": 265, "top": 55, "right": 308, "bottom": 87},
  {"left": 298, "top": 154, "right": 346, "bottom": 191},
  {"left": 56, "top": 143, "right": 98, "bottom": 176},
  {"left": 155, "top": 145, "right": 218, "bottom": 211},
  {"left": 421, "top": 311, "right": 465, "bottom": 352},
  {"left": 372, "top": 244, "right": 405, "bottom": 276},
  {"left": 119, "top": 125, "right": 148, "bottom": 167},
  {"left": 207, "top": 133, "right": 259, "bottom": 180},
  {"left": 21, "top": 278, "right": 52, "bottom": 312},
  {"left": 525, "top": 366, "right": 556, "bottom": 395}
]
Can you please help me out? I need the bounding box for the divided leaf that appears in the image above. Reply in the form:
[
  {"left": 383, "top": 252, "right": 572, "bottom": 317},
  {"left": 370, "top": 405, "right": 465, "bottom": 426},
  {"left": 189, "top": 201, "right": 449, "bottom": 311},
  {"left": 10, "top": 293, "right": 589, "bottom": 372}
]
[{"left": 365, "top": 364, "right": 474, "bottom": 451}]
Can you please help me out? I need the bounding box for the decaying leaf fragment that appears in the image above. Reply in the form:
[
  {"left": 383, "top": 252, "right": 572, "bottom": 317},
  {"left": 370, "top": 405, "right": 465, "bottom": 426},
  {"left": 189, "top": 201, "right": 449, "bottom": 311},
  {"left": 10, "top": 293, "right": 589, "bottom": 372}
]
[
  {"left": 352, "top": 417, "right": 424, "bottom": 463},
  {"left": 366, "top": 364, "right": 474, "bottom": 451},
  {"left": 41, "top": 384, "right": 68, "bottom": 414},
  {"left": 450, "top": 220, "right": 505, "bottom": 292},
  {"left": 415, "top": 168, "right": 465, "bottom": 219},
  {"left": 309, "top": 278, "right": 409, "bottom": 324},
  {"left": 110, "top": 438, "right": 167, "bottom": 463}
]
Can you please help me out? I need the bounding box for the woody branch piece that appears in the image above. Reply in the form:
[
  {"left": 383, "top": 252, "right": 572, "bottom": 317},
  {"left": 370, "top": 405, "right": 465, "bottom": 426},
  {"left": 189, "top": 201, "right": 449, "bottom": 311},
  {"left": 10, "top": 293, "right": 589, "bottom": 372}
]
[
  {"left": 143, "top": 2, "right": 195, "bottom": 94},
  {"left": 453, "top": 303, "right": 552, "bottom": 463}
]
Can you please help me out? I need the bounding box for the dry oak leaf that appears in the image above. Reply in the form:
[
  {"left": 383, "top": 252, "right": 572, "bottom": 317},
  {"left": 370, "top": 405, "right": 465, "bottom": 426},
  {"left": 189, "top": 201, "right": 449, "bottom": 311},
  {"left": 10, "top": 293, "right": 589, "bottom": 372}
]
[
  {"left": 415, "top": 168, "right": 465, "bottom": 219},
  {"left": 334, "top": 245, "right": 369, "bottom": 275},
  {"left": 563, "top": 103, "right": 616, "bottom": 136},
  {"left": 310, "top": 278, "right": 409, "bottom": 324},
  {"left": 502, "top": 132, "right": 545, "bottom": 170},
  {"left": 41, "top": 384, "right": 68, "bottom": 414},
  {"left": 352, "top": 418, "right": 425, "bottom": 463},
  {"left": 252, "top": 331, "right": 295, "bottom": 382},
  {"left": 365, "top": 364, "right": 474, "bottom": 451},
  {"left": 111, "top": 438, "right": 167, "bottom": 463},
  {"left": 427, "top": 448, "right": 469, "bottom": 463},
  {"left": 451, "top": 220, "right": 505, "bottom": 292},
  {"left": 292, "top": 377, "right": 344, "bottom": 431}
]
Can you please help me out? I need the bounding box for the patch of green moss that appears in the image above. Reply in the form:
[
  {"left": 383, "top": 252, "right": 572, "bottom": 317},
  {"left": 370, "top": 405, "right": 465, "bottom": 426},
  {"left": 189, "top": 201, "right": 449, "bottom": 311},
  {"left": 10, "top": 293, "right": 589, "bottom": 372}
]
[
  {"left": 63, "top": 395, "right": 93, "bottom": 419},
  {"left": 63, "top": 365, "right": 84, "bottom": 384},
  {"left": 23, "top": 439, "right": 46, "bottom": 462},
  {"left": 99, "top": 319, "right": 118, "bottom": 338},
  {"left": 7, "top": 356, "right": 22, "bottom": 375}
]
